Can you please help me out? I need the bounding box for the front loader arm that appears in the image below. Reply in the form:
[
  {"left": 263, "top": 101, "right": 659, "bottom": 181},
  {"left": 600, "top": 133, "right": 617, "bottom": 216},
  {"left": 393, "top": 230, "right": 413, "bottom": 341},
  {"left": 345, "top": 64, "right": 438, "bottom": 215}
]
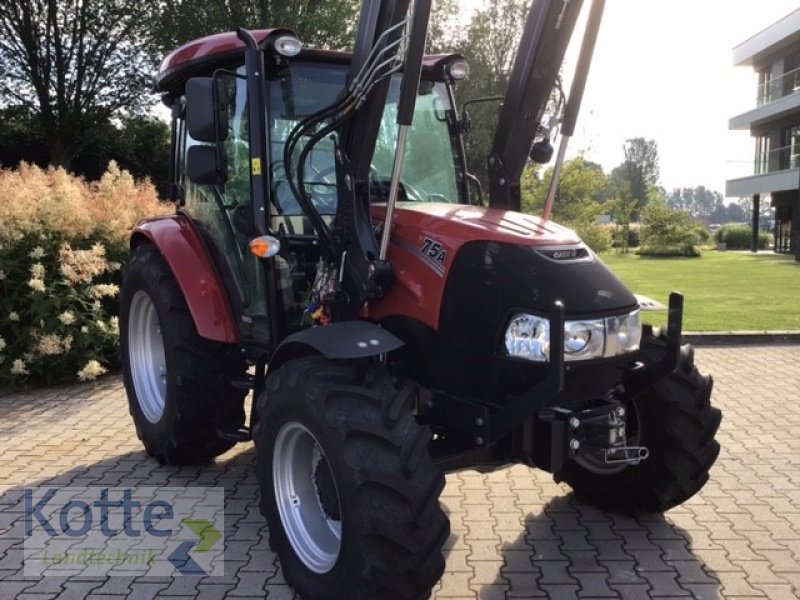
[
  {"left": 488, "top": 0, "right": 603, "bottom": 211},
  {"left": 328, "top": 0, "right": 432, "bottom": 316}
]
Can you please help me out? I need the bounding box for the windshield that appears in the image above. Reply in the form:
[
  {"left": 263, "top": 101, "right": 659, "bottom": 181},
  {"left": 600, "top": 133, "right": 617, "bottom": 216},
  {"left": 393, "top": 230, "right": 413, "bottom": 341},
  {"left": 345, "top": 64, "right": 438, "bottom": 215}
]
[
  {"left": 267, "top": 62, "right": 464, "bottom": 220},
  {"left": 268, "top": 63, "right": 347, "bottom": 218},
  {"left": 373, "top": 77, "right": 463, "bottom": 203}
]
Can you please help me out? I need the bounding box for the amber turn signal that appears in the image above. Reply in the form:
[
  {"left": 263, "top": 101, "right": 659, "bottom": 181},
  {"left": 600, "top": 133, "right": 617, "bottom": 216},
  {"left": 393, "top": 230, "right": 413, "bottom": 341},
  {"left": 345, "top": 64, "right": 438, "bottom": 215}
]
[{"left": 249, "top": 235, "right": 281, "bottom": 258}]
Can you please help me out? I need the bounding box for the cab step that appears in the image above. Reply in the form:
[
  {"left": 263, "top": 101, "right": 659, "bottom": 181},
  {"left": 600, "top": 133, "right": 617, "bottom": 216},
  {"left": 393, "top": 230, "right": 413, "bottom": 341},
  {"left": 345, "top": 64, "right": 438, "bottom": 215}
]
[
  {"left": 230, "top": 375, "right": 256, "bottom": 391},
  {"left": 217, "top": 426, "right": 251, "bottom": 442}
]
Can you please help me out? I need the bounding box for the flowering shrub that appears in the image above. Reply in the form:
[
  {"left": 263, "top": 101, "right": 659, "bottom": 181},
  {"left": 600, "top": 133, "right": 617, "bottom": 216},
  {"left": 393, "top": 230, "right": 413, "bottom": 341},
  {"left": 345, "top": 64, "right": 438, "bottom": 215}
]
[{"left": 0, "top": 162, "right": 171, "bottom": 385}]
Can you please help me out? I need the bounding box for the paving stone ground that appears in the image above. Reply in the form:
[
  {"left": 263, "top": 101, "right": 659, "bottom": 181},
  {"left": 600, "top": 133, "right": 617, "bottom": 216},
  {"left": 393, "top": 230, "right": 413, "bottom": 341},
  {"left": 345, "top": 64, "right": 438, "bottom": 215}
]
[{"left": 1, "top": 345, "right": 799, "bottom": 599}]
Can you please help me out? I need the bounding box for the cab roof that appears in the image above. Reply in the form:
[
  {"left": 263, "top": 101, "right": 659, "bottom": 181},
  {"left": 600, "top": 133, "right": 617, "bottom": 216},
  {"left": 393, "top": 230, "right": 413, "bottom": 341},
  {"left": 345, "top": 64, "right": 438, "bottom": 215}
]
[{"left": 155, "top": 29, "right": 463, "bottom": 96}]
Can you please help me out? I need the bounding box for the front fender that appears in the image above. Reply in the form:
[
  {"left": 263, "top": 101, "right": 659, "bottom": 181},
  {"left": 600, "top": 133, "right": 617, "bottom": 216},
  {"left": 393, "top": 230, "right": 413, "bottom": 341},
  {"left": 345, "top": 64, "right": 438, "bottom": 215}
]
[
  {"left": 267, "top": 321, "right": 404, "bottom": 375},
  {"left": 131, "top": 214, "right": 239, "bottom": 344}
]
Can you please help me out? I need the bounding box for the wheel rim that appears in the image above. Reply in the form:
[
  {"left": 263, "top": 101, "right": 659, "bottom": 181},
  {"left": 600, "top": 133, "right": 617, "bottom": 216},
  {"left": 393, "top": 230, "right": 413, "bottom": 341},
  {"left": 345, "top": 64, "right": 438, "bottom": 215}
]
[
  {"left": 273, "top": 422, "right": 342, "bottom": 574},
  {"left": 128, "top": 290, "right": 167, "bottom": 424}
]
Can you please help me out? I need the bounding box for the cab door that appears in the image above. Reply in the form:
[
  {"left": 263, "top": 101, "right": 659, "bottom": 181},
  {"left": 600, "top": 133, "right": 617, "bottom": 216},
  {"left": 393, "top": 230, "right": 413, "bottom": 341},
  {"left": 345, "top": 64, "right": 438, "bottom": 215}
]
[{"left": 181, "top": 68, "right": 272, "bottom": 342}]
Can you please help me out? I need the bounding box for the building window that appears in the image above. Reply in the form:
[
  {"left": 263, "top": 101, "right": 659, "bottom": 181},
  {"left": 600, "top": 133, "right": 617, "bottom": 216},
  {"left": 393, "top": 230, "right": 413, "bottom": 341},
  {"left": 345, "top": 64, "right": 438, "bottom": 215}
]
[
  {"left": 779, "top": 125, "right": 800, "bottom": 170},
  {"left": 784, "top": 51, "right": 800, "bottom": 97},
  {"left": 758, "top": 68, "right": 773, "bottom": 104},
  {"left": 791, "top": 126, "right": 800, "bottom": 169},
  {"left": 755, "top": 135, "right": 770, "bottom": 174}
]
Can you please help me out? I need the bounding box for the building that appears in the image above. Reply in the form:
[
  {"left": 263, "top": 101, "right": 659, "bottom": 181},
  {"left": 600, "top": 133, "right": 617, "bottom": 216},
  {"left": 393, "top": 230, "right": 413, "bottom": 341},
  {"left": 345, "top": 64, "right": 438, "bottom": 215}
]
[{"left": 726, "top": 9, "right": 800, "bottom": 256}]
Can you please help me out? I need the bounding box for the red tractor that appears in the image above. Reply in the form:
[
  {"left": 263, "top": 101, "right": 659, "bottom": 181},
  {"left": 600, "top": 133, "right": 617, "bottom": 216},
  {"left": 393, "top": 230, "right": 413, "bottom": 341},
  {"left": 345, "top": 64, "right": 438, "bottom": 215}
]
[{"left": 121, "top": 1, "right": 721, "bottom": 598}]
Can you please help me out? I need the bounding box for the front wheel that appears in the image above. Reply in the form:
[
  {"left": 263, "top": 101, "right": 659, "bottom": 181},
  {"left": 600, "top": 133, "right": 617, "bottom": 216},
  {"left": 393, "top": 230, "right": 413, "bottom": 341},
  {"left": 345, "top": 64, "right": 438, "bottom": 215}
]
[
  {"left": 556, "top": 337, "right": 721, "bottom": 513},
  {"left": 253, "top": 357, "right": 448, "bottom": 600}
]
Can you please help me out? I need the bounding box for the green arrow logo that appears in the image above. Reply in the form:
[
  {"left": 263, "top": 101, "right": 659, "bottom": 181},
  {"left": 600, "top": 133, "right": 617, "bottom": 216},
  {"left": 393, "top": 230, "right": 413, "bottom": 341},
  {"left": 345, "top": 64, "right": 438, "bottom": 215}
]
[{"left": 182, "top": 518, "right": 221, "bottom": 553}]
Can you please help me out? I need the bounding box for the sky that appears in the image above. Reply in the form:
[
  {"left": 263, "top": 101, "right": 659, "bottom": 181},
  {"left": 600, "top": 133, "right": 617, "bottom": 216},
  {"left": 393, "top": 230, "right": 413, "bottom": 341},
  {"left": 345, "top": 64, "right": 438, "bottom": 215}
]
[{"left": 458, "top": 0, "right": 800, "bottom": 196}]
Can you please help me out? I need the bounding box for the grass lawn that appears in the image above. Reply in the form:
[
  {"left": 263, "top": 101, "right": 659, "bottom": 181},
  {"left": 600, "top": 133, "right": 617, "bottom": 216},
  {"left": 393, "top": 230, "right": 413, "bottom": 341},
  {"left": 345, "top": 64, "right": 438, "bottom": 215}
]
[{"left": 599, "top": 250, "right": 800, "bottom": 331}]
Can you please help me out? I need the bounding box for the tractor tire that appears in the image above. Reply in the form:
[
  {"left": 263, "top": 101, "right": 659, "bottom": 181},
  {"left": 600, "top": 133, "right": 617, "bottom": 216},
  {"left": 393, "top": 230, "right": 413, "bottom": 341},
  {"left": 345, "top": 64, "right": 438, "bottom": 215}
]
[
  {"left": 555, "top": 334, "right": 721, "bottom": 514},
  {"left": 253, "top": 356, "right": 448, "bottom": 600},
  {"left": 120, "top": 244, "right": 246, "bottom": 465}
]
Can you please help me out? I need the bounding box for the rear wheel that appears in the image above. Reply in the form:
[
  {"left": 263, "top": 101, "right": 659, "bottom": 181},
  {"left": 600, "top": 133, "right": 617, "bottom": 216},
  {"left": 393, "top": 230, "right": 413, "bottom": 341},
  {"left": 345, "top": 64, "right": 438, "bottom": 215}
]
[
  {"left": 556, "top": 336, "right": 721, "bottom": 513},
  {"left": 254, "top": 356, "right": 448, "bottom": 600},
  {"left": 121, "top": 244, "right": 246, "bottom": 465}
]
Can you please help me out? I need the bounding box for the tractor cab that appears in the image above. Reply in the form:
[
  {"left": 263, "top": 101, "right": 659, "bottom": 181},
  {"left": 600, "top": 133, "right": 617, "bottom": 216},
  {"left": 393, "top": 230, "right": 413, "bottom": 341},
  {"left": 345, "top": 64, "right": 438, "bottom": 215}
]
[{"left": 155, "top": 30, "right": 470, "bottom": 342}]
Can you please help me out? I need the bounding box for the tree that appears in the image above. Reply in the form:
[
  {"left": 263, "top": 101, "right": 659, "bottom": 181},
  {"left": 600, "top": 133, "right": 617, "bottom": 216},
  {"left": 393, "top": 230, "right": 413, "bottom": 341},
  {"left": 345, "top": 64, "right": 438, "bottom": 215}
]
[
  {"left": 640, "top": 197, "right": 700, "bottom": 257},
  {"left": 453, "top": 0, "right": 532, "bottom": 188},
  {"left": 0, "top": 105, "right": 49, "bottom": 168},
  {"left": 606, "top": 184, "right": 637, "bottom": 253},
  {"left": 613, "top": 138, "right": 660, "bottom": 217},
  {"left": 727, "top": 201, "right": 748, "bottom": 223},
  {"left": 149, "top": 0, "right": 360, "bottom": 55},
  {"left": 0, "top": 1, "right": 156, "bottom": 168},
  {"left": 0, "top": 106, "right": 169, "bottom": 194},
  {"left": 427, "top": 0, "right": 460, "bottom": 53},
  {"left": 522, "top": 156, "right": 607, "bottom": 218},
  {"left": 112, "top": 117, "right": 171, "bottom": 195},
  {"left": 667, "top": 186, "right": 724, "bottom": 221},
  {"left": 521, "top": 156, "right": 612, "bottom": 251}
]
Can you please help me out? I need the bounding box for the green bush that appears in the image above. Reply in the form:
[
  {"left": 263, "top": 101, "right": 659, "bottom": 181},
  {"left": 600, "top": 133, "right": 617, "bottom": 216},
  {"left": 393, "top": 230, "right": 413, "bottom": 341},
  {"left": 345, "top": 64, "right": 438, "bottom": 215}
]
[
  {"left": 693, "top": 222, "right": 712, "bottom": 245},
  {"left": 714, "top": 224, "right": 771, "bottom": 249},
  {"left": 604, "top": 223, "right": 640, "bottom": 250},
  {"left": 638, "top": 243, "right": 701, "bottom": 257},
  {"left": 639, "top": 200, "right": 701, "bottom": 257},
  {"left": 0, "top": 163, "right": 170, "bottom": 385},
  {"left": 576, "top": 222, "right": 612, "bottom": 253}
]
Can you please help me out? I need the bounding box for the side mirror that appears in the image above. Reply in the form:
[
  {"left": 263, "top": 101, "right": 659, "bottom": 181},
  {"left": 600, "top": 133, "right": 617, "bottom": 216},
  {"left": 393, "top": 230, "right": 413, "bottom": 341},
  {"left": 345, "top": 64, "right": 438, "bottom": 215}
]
[
  {"left": 187, "top": 145, "right": 227, "bottom": 185},
  {"left": 529, "top": 139, "right": 554, "bottom": 164},
  {"left": 185, "top": 78, "right": 228, "bottom": 142},
  {"left": 459, "top": 95, "right": 504, "bottom": 134}
]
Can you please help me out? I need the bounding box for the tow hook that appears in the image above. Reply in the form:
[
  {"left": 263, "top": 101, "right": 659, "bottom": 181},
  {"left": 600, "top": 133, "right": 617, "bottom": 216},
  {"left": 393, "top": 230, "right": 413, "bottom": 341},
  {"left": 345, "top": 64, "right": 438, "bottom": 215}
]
[
  {"left": 567, "top": 401, "right": 649, "bottom": 466},
  {"left": 533, "top": 399, "right": 649, "bottom": 473}
]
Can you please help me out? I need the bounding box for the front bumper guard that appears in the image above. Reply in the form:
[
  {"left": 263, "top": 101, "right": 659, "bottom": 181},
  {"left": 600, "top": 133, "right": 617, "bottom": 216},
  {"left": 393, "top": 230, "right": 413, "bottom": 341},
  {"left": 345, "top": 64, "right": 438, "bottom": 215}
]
[{"left": 421, "top": 292, "right": 684, "bottom": 471}]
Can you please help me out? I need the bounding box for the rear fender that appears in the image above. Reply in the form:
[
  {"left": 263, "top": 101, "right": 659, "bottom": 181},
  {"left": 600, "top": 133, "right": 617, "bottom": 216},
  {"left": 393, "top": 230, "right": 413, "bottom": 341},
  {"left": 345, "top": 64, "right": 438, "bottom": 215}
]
[{"left": 131, "top": 214, "right": 239, "bottom": 344}]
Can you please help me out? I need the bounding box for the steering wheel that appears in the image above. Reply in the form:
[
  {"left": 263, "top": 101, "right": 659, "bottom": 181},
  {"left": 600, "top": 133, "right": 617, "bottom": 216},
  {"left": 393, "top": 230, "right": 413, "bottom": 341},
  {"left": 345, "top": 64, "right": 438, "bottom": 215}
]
[
  {"left": 309, "top": 163, "right": 337, "bottom": 185},
  {"left": 400, "top": 180, "right": 426, "bottom": 202}
]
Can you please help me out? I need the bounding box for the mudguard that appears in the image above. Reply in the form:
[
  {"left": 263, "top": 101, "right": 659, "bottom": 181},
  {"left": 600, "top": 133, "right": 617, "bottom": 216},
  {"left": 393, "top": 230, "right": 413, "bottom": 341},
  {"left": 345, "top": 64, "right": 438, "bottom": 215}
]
[
  {"left": 130, "top": 214, "right": 239, "bottom": 344},
  {"left": 267, "top": 321, "right": 404, "bottom": 375}
]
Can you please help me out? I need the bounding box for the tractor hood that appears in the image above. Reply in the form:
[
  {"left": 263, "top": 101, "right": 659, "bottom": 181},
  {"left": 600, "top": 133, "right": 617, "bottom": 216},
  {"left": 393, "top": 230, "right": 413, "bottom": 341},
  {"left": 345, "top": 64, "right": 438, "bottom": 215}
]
[
  {"left": 373, "top": 202, "right": 581, "bottom": 247},
  {"left": 367, "top": 202, "right": 637, "bottom": 332}
]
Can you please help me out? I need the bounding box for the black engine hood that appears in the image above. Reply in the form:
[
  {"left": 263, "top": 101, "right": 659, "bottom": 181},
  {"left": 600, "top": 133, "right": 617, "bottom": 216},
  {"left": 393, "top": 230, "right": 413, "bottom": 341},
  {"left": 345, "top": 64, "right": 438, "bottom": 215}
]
[{"left": 435, "top": 241, "right": 638, "bottom": 402}]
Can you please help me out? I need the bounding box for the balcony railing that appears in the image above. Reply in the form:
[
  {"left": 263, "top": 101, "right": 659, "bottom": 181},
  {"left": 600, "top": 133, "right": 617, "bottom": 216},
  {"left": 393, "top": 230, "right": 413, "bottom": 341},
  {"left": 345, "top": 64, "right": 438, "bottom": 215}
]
[
  {"left": 754, "top": 144, "right": 800, "bottom": 174},
  {"left": 757, "top": 66, "right": 800, "bottom": 106}
]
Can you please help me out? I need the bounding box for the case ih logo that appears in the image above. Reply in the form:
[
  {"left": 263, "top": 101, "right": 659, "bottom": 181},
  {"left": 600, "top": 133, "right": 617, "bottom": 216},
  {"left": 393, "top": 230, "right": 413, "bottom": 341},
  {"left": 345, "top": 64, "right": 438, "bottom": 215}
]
[{"left": 539, "top": 247, "right": 589, "bottom": 261}]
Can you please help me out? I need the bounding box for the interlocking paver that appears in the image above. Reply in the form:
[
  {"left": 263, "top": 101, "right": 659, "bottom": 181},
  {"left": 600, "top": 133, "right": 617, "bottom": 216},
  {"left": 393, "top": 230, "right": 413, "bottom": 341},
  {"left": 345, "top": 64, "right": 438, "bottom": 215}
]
[
  {"left": 1, "top": 344, "right": 800, "bottom": 598},
  {"left": 602, "top": 561, "right": 647, "bottom": 585},
  {"left": 609, "top": 583, "right": 651, "bottom": 600}
]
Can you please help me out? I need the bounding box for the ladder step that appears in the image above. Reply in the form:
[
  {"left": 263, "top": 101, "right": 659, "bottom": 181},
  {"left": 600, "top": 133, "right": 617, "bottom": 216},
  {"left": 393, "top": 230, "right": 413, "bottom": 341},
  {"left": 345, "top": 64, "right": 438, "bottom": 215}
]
[
  {"left": 230, "top": 376, "right": 256, "bottom": 391},
  {"left": 217, "top": 427, "right": 251, "bottom": 442}
]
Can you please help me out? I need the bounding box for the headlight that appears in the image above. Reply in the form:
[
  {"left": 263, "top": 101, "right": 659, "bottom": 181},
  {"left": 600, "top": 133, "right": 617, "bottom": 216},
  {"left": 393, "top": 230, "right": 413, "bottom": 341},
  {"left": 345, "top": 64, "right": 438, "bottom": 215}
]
[
  {"left": 504, "top": 309, "right": 641, "bottom": 362},
  {"left": 504, "top": 314, "right": 549, "bottom": 361},
  {"left": 564, "top": 320, "right": 605, "bottom": 360},
  {"left": 607, "top": 310, "right": 641, "bottom": 354}
]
